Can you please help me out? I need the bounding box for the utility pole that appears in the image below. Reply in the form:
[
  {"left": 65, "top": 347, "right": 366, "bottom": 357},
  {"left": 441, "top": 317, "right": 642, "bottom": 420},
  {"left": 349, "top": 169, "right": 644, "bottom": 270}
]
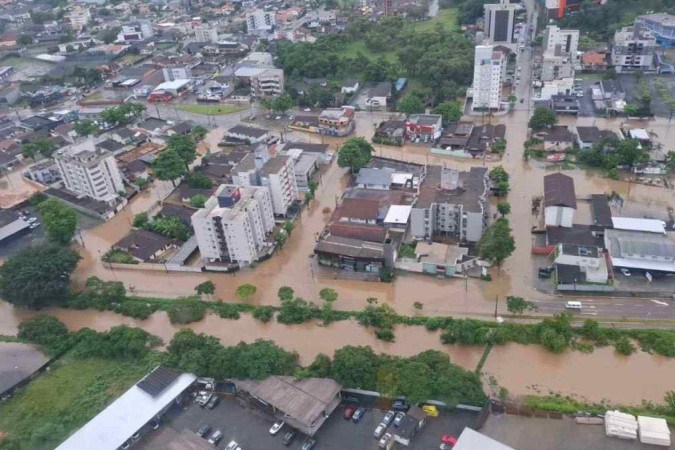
[{"left": 494, "top": 294, "right": 499, "bottom": 318}]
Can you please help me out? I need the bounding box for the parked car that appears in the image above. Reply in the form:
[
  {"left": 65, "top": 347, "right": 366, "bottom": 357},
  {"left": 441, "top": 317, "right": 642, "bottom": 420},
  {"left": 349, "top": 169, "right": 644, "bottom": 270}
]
[
  {"left": 379, "top": 432, "right": 392, "bottom": 448},
  {"left": 270, "top": 421, "right": 285, "bottom": 435},
  {"left": 206, "top": 396, "right": 220, "bottom": 409},
  {"left": 565, "top": 301, "right": 582, "bottom": 310},
  {"left": 197, "top": 424, "right": 212, "bottom": 438},
  {"left": 207, "top": 430, "right": 223, "bottom": 445},
  {"left": 441, "top": 434, "right": 458, "bottom": 448},
  {"left": 120, "top": 441, "right": 130, "bottom": 450},
  {"left": 382, "top": 410, "right": 395, "bottom": 426},
  {"left": 131, "top": 432, "right": 141, "bottom": 441},
  {"left": 282, "top": 431, "right": 297, "bottom": 446},
  {"left": 374, "top": 423, "right": 386, "bottom": 438},
  {"left": 225, "top": 441, "right": 241, "bottom": 450},
  {"left": 352, "top": 407, "right": 365, "bottom": 423},
  {"left": 621, "top": 268, "right": 631, "bottom": 276},
  {"left": 538, "top": 269, "right": 552, "bottom": 279},
  {"left": 344, "top": 406, "right": 356, "bottom": 420},
  {"left": 343, "top": 396, "right": 359, "bottom": 405},
  {"left": 26, "top": 217, "right": 37, "bottom": 224},
  {"left": 300, "top": 438, "right": 316, "bottom": 450},
  {"left": 394, "top": 412, "right": 405, "bottom": 426},
  {"left": 392, "top": 398, "right": 410, "bottom": 411}
]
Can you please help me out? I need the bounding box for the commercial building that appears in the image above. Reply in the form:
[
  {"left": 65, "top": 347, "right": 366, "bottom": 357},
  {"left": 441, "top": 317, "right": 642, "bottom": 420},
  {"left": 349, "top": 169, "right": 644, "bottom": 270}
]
[
  {"left": 471, "top": 45, "right": 504, "bottom": 111},
  {"left": 604, "top": 227, "right": 675, "bottom": 273},
  {"left": 543, "top": 173, "right": 576, "bottom": 228},
  {"left": 0, "top": 209, "right": 29, "bottom": 243},
  {"left": 319, "top": 106, "right": 355, "bottom": 136},
  {"left": 54, "top": 140, "right": 124, "bottom": 204},
  {"left": 544, "top": 0, "right": 592, "bottom": 19},
  {"left": 411, "top": 166, "right": 489, "bottom": 243},
  {"left": 250, "top": 68, "right": 284, "bottom": 98},
  {"left": 635, "top": 13, "right": 675, "bottom": 47},
  {"left": 246, "top": 9, "right": 276, "bottom": 34},
  {"left": 554, "top": 243, "right": 609, "bottom": 284},
  {"left": 543, "top": 25, "right": 579, "bottom": 58},
  {"left": 260, "top": 155, "right": 299, "bottom": 217},
  {"left": 405, "top": 114, "right": 443, "bottom": 142},
  {"left": 162, "top": 64, "right": 193, "bottom": 82},
  {"left": 56, "top": 367, "right": 197, "bottom": 450},
  {"left": 483, "top": 0, "right": 519, "bottom": 44},
  {"left": 191, "top": 185, "right": 275, "bottom": 265},
  {"left": 611, "top": 26, "right": 658, "bottom": 73}
]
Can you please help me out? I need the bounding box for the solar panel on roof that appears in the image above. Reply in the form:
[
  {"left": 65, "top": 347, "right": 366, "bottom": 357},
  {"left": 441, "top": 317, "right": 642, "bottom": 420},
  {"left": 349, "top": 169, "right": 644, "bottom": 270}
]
[{"left": 136, "top": 367, "right": 180, "bottom": 397}]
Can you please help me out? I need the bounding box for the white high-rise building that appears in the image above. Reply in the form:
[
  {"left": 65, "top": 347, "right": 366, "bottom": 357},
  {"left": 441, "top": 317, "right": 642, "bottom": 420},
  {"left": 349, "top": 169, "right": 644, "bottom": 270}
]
[
  {"left": 544, "top": 25, "right": 579, "bottom": 58},
  {"left": 194, "top": 26, "right": 218, "bottom": 42},
  {"left": 483, "top": 0, "right": 519, "bottom": 44},
  {"left": 54, "top": 140, "right": 124, "bottom": 204},
  {"left": 191, "top": 185, "right": 275, "bottom": 265},
  {"left": 246, "top": 10, "right": 276, "bottom": 34},
  {"left": 260, "top": 155, "right": 298, "bottom": 217},
  {"left": 471, "top": 45, "right": 504, "bottom": 111}
]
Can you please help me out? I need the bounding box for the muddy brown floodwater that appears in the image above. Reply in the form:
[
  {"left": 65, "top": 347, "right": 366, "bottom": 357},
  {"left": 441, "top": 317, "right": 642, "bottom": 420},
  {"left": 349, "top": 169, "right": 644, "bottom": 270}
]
[{"left": 2, "top": 300, "right": 674, "bottom": 404}]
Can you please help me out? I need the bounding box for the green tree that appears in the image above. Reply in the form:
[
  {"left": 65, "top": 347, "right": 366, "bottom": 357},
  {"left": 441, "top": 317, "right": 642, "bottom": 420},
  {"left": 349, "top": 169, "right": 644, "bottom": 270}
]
[
  {"left": 528, "top": 107, "right": 557, "bottom": 130},
  {"left": 332, "top": 345, "right": 378, "bottom": 390},
  {"left": 666, "top": 151, "right": 675, "bottom": 170},
  {"left": 491, "top": 138, "right": 507, "bottom": 154},
  {"left": 277, "top": 286, "right": 294, "bottom": 301},
  {"left": 167, "top": 134, "right": 197, "bottom": 170},
  {"left": 190, "top": 195, "right": 208, "bottom": 208},
  {"left": 152, "top": 149, "right": 186, "bottom": 186},
  {"left": 236, "top": 283, "right": 257, "bottom": 300},
  {"left": 270, "top": 94, "right": 294, "bottom": 114},
  {"left": 149, "top": 216, "right": 190, "bottom": 241},
  {"left": 489, "top": 165, "right": 510, "bottom": 196},
  {"left": 133, "top": 212, "right": 149, "bottom": 228},
  {"left": 191, "top": 125, "right": 208, "bottom": 142},
  {"left": 37, "top": 198, "right": 78, "bottom": 245},
  {"left": 187, "top": 173, "right": 212, "bottom": 189},
  {"left": 100, "top": 103, "right": 145, "bottom": 127},
  {"left": 319, "top": 287, "right": 338, "bottom": 302},
  {"left": 615, "top": 139, "right": 649, "bottom": 167},
  {"left": 74, "top": 120, "right": 98, "bottom": 136},
  {"left": 277, "top": 297, "right": 317, "bottom": 324},
  {"left": 252, "top": 306, "right": 275, "bottom": 322},
  {"left": 0, "top": 244, "right": 80, "bottom": 309},
  {"left": 337, "top": 137, "right": 374, "bottom": 173},
  {"left": 17, "top": 34, "right": 33, "bottom": 45},
  {"left": 296, "top": 353, "right": 332, "bottom": 378},
  {"left": 22, "top": 138, "right": 54, "bottom": 159},
  {"left": 398, "top": 93, "right": 425, "bottom": 116},
  {"left": 496, "top": 202, "right": 511, "bottom": 217},
  {"left": 432, "top": 101, "right": 462, "bottom": 125},
  {"left": 506, "top": 296, "right": 533, "bottom": 314},
  {"left": 195, "top": 280, "right": 215, "bottom": 298},
  {"left": 478, "top": 218, "right": 515, "bottom": 273},
  {"left": 394, "top": 360, "right": 433, "bottom": 404},
  {"left": 508, "top": 95, "right": 517, "bottom": 108},
  {"left": 18, "top": 315, "right": 68, "bottom": 346},
  {"left": 97, "top": 26, "right": 121, "bottom": 44}
]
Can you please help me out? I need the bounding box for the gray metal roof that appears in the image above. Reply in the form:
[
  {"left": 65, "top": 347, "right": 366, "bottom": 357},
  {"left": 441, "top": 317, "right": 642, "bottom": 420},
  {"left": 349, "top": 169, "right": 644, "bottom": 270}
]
[{"left": 356, "top": 167, "right": 393, "bottom": 186}]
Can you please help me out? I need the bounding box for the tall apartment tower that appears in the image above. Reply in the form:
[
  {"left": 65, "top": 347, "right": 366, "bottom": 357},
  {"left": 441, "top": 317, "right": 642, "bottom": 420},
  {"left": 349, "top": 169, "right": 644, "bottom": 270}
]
[
  {"left": 54, "top": 141, "right": 124, "bottom": 204},
  {"left": 260, "top": 155, "right": 298, "bottom": 217},
  {"left": 483, "top": 0, "right": 518, "bottom": 44},
  {"left": 191, "top": 185, "right": 275, "bottom": 265},
  {"left": 471, "top": 45, "right": 504, "bottom": 111}
]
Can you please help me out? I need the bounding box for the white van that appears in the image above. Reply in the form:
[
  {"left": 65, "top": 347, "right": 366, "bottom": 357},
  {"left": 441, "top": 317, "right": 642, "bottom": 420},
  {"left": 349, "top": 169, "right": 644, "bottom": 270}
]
[{"left": 565, "top": 301, "right": 582, "bottom": 310}]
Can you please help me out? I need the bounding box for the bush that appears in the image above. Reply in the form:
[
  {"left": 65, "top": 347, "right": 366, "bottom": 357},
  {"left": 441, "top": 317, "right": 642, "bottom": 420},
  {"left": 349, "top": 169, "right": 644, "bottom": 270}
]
[
  {"left": 167, "top": 298, "right": 206, "bottom": 324},
  {"left": 114, "top": 301, "right": 155, "bottom": 320},
  {"left": 375, "top": 328, "right": 395, "bottom": 342},
  {"left": 252, "top": 306, "right": 275, "bottom": 322},
  {"left": 277, "top": 298, "right": 318, "bottom": 324},
  {"left": 102, "top": 249, "right": 138, "bottom": 264},
  {"left": 211, "top": 302, "right": 247, "bottom": 320},
  {"left": 424, "top": 317, "right": 448, "bottom": 331},
  {"left": 18, "top": 315, "right": 68, "bottom": 347}
]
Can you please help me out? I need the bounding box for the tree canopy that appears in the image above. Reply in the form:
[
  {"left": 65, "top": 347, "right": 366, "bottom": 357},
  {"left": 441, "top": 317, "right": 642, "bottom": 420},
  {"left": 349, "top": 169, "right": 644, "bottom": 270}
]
[
  {"left": 0, "top": 244, "right": 80, "bottom": 309},
  {"left": 432, "top": 101, "right": 462, "bottom": 125},
  {"left": 100, "top": 103, "right": 145, "bottom": 127},
  {"left": 22, "top": 138, "right": 54, "bottom": 159},
  {"left": 398, "top": 93, "right": 425, "bottom": 116},
  {"left": 195, "top": 280, "right": 216, "bottom": 297},
  {"left": 337, "top": 137, "right": 374, "bottom": 172},
  {"left": 37, "top": 198, "right": 78, "bottom": 245},
  {"left": 479, "top": 217, "right": 515, "bottom": 270},
  {"left": 167, "top": 134, "right": 197, "bottom": 170},
  {"left": 152, "top": 149, "right": 186, "bottom": 184},
  {"left": 528, "top": 107, "right": 557, "bottom": 130}
]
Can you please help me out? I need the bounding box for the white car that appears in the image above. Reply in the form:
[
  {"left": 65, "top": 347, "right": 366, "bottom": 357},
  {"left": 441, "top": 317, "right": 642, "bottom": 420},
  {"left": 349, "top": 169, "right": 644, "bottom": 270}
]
[
  {"left": 374, "top": 423, "right": 386, "bottom": 438},
  {"left": 269, "top": 421, "right": 284, "bottom": 435},
  {"left": 304, "top": 108, "right": 311, "bottom": 112},
  {"left": 225, "top": 440, "right": 241, "bottom": 450},
  {"left": 379, "top": 432, "right": 392, "bottom": 448},
  {"left": 621, "top": 268, "right": 631, "bottom": 276}
]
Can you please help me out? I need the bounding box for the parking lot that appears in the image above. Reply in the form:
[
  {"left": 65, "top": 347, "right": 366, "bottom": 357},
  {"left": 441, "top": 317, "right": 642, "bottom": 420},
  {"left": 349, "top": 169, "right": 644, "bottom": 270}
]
[{"left": 139, "top": 395, "right": 479, "bottom": 450}]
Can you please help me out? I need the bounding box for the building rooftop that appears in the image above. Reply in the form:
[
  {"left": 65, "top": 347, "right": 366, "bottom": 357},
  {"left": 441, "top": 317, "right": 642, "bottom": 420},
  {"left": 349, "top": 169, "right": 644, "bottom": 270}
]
[
  {"left": 315, "top": 234, "right": 385, "bottom": 259},
  {"left": 260, "top": 154, "right": 289, "bottom": 176},
  {"left": 227, "top": 125, "right": 268, "bottom": 139},
  {"left": 356, "top": 167, "right": 393, "bottom": 187},
  {"left": 543, "top": 173, "right": 576, "bottom": 209},
  {"left": 327, "top": 223, "right": 387, "bottom": 243},
  {"left": 408, "top": 114, "right": 441, "bottom": 126},
  {"left": 605, "top": 229, "right": 675, "bottom": 272},
  {"left": 417, "top": 166, "right": 488, "bottom": 212},
  {"left": 334, "top": 198, "right": 380, "bottom": 221},
  {"left": 281, "top": 142, "right": 329, "bottom": 153},
  {"left": 56, "top": 367, "right": 196, "bottom": 450},
  {"left": 383, "top": 204, "right": 412, "bottom": 225},
  {"left": 575, "top": 126, "right": 618, "bottom": 144},
  {"left": 114, "top": 229, "right": 178, "bottom": 261},
  {"left": 547, "top": 224, "right": 604, "bottom": 248},
  {"left": 590, "top": 194, "right": 613, "bottom": 228},
  {"left": 611, "top": 217, "right": 666, "bottom": 234},
  {"left": 560, "top": 242, "right": 599, "bottom": 258}
]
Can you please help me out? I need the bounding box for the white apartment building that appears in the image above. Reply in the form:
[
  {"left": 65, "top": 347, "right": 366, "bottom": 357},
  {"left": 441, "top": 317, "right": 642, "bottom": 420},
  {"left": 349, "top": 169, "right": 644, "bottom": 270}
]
[
  {"left": 544, "top": 25, "right": 579, "bottom": 57},
  {"left": 483, "top": 0, "right": 519, "bottom": 44},
  {"left": 54, "top": 140, "right": 124, "bottom": 204},
  {"left": 246, "top": 9, "right": 276, "bottom": 34},
  {"left": 260, "top": 155, "right": 298, "bottom": 217},
  {"left": 191, "top": 185, "right": 275, "bottom": 265},
  {"left": 66, "top": 7, "right": 91, "bottom": 31},
  {"left": 162, "top": 64, "right": 193, "bottom": 82},
  {"left": 194, "top": 26, "right": 218, "bottom": 42},
  {"left": 251, "top": 68, "right": 284, "bottom": 97},
  {"left": 116, "top": 20, "right": 154, "bottom": 43},
  {"left": 471, "top": 45, "right": 504, "bottom": 111},
  {"left": 611, "top": 26, "right": 658, "bottom": 73}
]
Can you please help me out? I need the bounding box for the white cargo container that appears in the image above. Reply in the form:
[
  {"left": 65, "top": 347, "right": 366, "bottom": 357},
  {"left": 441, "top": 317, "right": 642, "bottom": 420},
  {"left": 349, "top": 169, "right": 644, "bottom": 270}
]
[
  {"left": 604, "top": 410, "right": 638, "bottom": 440},
  {"left": 638, "top": 416, "right": 671, "bottom": 447}
]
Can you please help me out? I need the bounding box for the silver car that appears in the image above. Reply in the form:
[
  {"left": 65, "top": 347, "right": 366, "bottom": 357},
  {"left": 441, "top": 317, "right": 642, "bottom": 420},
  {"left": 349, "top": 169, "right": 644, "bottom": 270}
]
[
  {"left": 382, "top": 410, "right": 395, "bottom": 426},
  {"left": 374, "top": 423, "right": 386, "bottom": 438}
]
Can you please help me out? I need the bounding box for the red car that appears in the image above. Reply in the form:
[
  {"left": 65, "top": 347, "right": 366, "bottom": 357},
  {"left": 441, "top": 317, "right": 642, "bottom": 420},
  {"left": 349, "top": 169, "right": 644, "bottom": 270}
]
[
  {"left": 344, "top": 406, "right": 356, "bottom": 420},
  {"left": 440, "top": 434, "right": 457, "bottom": 449}
]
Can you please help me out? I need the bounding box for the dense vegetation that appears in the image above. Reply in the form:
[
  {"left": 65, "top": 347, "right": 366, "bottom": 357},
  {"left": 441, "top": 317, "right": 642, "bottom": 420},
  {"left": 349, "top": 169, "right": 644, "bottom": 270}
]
[{"left": 276, "top": 14, "right": 474, "bottom": 104}]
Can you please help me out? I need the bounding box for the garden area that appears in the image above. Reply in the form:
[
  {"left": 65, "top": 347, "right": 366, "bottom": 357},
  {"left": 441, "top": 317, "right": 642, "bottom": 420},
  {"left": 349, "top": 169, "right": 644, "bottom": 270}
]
[{"left": 175, "top": 104, "right": 244, "bottom": 116}]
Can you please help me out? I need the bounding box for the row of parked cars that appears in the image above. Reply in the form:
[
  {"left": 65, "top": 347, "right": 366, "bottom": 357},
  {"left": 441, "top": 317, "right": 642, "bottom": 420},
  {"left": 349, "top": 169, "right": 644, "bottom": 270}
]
[
  {"left": 343, "top": 397, "right": 411, "bottom": 448},
  {"left": 269, "top": 419, "right": 316, "bottom": 449}
]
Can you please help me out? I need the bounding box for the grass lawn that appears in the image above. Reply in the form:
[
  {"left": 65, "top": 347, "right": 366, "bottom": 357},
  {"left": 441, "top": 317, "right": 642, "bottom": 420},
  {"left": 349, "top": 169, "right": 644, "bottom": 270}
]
[
  {"left": 0, "top": 357, "right": 152, "bottom": 450},
  {"left": 176, "top": 104, "right": 244, "bottom": 115},
  {"left": 336, "top": 40, "right": 398, "bottom": 62}
]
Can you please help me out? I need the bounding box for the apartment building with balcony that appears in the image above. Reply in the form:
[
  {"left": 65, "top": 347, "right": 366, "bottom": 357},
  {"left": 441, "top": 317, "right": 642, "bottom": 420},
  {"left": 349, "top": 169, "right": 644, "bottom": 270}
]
[
  {"left": 260, "top": 155, "right": 299, "bottom": 217},
  {"left": 54, "top": 140, "right": 124, "bottom": 204},
  {"left": 251, "top": 68, "right": 284, "bottom": 97},
  {"left": 611, "top": 26, "right": 658, "bottom": 73},
  {"left": 191, "top": 185, "right": 275, "bottom": 265},
  {"left": 318, "top": 106, "right": 355, "bottom": 136}
]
